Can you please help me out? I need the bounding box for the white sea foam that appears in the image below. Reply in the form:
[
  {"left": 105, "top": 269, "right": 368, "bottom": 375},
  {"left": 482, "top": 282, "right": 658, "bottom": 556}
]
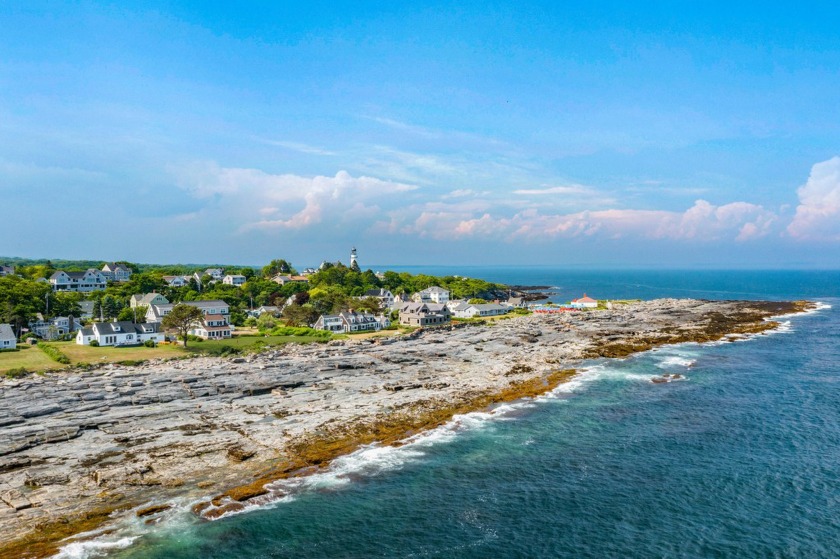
[
  {"left": 656, "top": 356, "right": 696, "bottom": 368},
  {"left": 55, "top": 537, "right": 137, "bottom": 559}
]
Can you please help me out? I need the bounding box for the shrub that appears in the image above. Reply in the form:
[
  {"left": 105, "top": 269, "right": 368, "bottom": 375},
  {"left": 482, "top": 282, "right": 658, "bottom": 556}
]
[
  {"left": 89, "top": 340, "right": 100, "bottom": 347},
  {"left": 143, "top": 340, "right": 156, "bottom": 348},
  {"left": 0, "top": 348, "right": 20, "bottom": 353},
  {"left": 267, "top": 326, "right": 331, "bottom": 338},
  {"left": 38, "top": 343, "right": 71, "bottom": 364},
  {"left": 4, "top": 367, "right": 29, "bottom": 379},
  {"left": 117, "top": 359, "right": 146, "bottom": 366}
]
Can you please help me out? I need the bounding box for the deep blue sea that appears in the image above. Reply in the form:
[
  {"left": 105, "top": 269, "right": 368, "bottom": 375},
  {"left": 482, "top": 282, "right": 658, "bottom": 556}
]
[{"left": 66, "top": 270, "right": 840, "bottom": 559}]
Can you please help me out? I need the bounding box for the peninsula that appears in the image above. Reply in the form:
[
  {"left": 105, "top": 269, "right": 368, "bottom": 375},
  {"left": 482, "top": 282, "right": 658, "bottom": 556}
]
[{"left": 0, "top": 298, "right": 810, "bottom": 558}]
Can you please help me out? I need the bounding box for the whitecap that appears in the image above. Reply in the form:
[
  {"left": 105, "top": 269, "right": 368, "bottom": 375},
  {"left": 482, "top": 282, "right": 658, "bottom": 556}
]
[{"left": 55, "top": 537, "right": 138, "bottom": 559}]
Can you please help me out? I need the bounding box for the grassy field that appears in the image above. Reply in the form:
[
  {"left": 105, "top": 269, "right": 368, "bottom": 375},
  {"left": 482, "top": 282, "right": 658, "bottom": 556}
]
[
  {"left": 55, "top": 341, "right": 185, "bottom": 364},
  {"left": 185, "top": 334, "right": 330, "bottom": 355},
  {"left": 0, "top": 345, "right": 64, "bottom": 373},
  {"left": 0, "top": 341, "right": 186, "bottom": 375}
]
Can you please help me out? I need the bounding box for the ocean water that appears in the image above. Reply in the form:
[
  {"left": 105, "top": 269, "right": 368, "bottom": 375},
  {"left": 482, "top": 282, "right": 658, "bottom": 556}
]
[{"left": 66, "top": 270, "right": 840, "bottom": 559}]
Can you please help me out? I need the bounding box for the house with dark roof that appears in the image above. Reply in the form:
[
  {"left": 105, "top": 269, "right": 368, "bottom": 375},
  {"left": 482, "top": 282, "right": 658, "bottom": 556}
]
[
  {"left": 0, "top": 265, "right": 15, "bottom": 277},
  {"left": 49, "top": 269, "right": 107, "bottom": 292},
  {"left": 146, "top": 300, "right": 232, "bottom": 339},
  {"left": 76, "top": 321, "right": 163, "bottom": 346},
  {"left": 362, "top": 288, "right": 395, "bottom": 309},
  {"left": 314, "top": 311, "right": 390, "bottom": 333},
  {"left": 101, "top": 263, "right": 132, "bottom": 282},
  {"left": 0, "top": 323, "right": 16, "bottom": 349},
  {"left": 398, "top": 303, "right": 452, "bottom": 328},
  {"left": 28, "top": 316, "right": 82, "bottom": 339}
]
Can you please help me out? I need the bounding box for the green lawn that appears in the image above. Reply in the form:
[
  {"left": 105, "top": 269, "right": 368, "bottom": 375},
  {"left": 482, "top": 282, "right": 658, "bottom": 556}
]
[
  {"left": 0, "top": 345, "right": 64, "bottom": 374},
  {"left": 185, "top": 334, "right": 329, "bottom": 355},
  {"left": 0, "top": 341, "right": 186, "bottom": 375}
]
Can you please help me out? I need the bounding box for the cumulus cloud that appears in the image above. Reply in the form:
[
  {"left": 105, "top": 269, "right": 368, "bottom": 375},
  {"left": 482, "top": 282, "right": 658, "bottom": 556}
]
[
  {"left": 787, "top": 156, "right": 840, "bottom": 241},
  {"left": 398, "top": 200, "right": 777, "bottom": 243},
  {"left": 174, "top": 162, "right": 417, "bottom": 231}
]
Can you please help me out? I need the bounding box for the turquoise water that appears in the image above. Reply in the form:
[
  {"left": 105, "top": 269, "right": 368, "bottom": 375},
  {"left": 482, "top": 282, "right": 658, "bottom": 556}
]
[{"left": 77, "top": 270, "right": 839, "bottom": 558}]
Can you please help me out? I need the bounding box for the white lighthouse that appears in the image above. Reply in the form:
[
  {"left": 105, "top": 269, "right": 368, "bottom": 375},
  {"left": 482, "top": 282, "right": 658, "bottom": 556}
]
[{"left": 350, "top": 247, "right": 358, "bottom": 269}]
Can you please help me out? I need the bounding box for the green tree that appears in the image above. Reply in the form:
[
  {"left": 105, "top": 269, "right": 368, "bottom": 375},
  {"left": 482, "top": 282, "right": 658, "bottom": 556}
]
[
  {"left": 161, "top": 304, "right": 204, "bottom": 348},
  {"left": 468, "top": 298, "right": 488, "bottom": 304},
  {"left": 262, "top": 259, "right": 295, "bottom": 278},
  {"left": 282, "top": 304, "right": 319, "bottom": 327}
]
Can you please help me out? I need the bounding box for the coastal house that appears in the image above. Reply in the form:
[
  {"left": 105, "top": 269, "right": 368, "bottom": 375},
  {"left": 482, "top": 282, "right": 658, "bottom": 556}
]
[
  {"left": 398, "top": 303, "right": 452, "bottom": 328},
  {"left": 162, "top": 275, "right": 190, "bottom": 287},
  {"left": 413, "top": 286, "right": 450, "bottom": 304},
  {"left": 78, "top": 300, "right": 95, "bottom": 319},
  {"left": 146, "top": 300, "right": 231, "bottom": 339},
  {"left": 0, "top": 265, "right": 15, "bottom": 277},
  {"left": 28, "top": 316, "right": 82, "bottom": 339},
  {"left": 49, "top": 269, "right": 107, "bottom": 292},
  {"left": 247, "top": 305, "right": 280, "bottom": 318},
  {"left": 222, "top": 274, "right": 247, "bottom": 286},
  {"left": 76, "top": 321, "right": 163, "bottom": 346},
  {"left": 203, "top": 268, "right": 225, "bottom": 281},
  {"left": 314, "top": 311, "right": 390, "bottom": 333},
  {"left": 301, "top": 267, "right": 318, "bottom": 276},
  {"left": 361, "top": 288, "right": 395, "bottom": 309},
  {"left": 100, "top": 263, "right": 132, "bottom": 282},
  {"left": 570, "top": 294, "right": 598, "bottom": 309},
  {"left": 503, "top": 296, "right": 526, "bottom": 308},
  {"left": 130, "top": 293, "right": 169, "bottom": 308},
  {"left": 191, "top": 314, "right": 232, "bottom": 339},
  {"left": 0, "top": 323, "right": 16, "bottom": 349},
  {"left": 272, "top": 274, "right": 309, "bottom": 286},
  {"left": 451, "top": 302, "right": 510, "bottom": 319}
]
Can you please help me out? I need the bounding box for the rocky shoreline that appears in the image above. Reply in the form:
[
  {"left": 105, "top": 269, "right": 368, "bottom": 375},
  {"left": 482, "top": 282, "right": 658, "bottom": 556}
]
[{"left": 0, "top": 299, "right": 811, "bottom": 558}]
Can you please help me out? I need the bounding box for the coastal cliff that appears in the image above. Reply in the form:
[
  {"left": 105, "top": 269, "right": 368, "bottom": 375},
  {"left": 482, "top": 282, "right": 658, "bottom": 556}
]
[{"left": 0, "top": 299, "right": 810, "bottom": 558}]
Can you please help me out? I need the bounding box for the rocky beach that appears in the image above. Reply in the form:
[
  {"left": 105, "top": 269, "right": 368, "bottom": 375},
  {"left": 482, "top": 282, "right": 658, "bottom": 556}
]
[{"left": 0, "top": 298, "right": 810, "bottom": 558}]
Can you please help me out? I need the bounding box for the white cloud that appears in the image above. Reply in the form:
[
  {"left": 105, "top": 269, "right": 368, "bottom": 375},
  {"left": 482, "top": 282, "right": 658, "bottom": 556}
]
[
  {"left": 398, "top": 199, "right": 777, "bottom": 243},
  {"left": 174, "top": 162, "right": 418, "bottom": 231},
  {"left": 512, "top": 184, "right": 594, "bottom": 196},
  {"left": 787, "top": 156, "right": 840, "bottom": 241}
]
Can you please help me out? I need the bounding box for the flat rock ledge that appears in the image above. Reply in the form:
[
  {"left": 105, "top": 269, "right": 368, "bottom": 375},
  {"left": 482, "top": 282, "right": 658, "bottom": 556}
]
[{"left": 0, "top": 299, "right": 809, "bottom": 558}]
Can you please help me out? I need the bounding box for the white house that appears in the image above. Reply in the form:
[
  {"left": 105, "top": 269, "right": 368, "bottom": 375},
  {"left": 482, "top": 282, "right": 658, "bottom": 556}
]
[
  {"left": 49, "top": 269, "right": 107, "bottom": 292},
  {"left": 362, "top": 288, "right": 395, "bottom": 309},
  {"left": 101, "top": 263, "right": 132, "bottom": 282},
  {"left": 146, "top": 300, "right": 232, "bottom": 339},
  {"left": 451, "top": 303, "right": 510, "bottom": 319},
  {"left": 146, "top": 300, "right": 230, "bottom": 323},
  {"left": 0, "top": 323, "right": 16, "bottom": 349},
  {"left": 570, "top": 294, "right": 598, "bottom": 309},
  {"left": 223, "top": 274, "right": 247, "bottom": 286},
  {"left": 76, "top": 321, "right": 163, "bottom": 346},
  {"left": 398, "top": 303, "right": 452, "bottom": 328},
  {"left": 130, "top": 293, "right": 169, "bottom": 308},
  {"left": 314, "top": 311, "right": 390, "bottom": 333},
  {"left": 190, "top": 314, "right": 232, "bottom": 339},
  {"left": 413, "top": 286, "right": 450, "bottom": 304},
  {"left": 162, "top": 275, "right": 190, "bottom": 287},
  {"left": 503, "top": 296, "right": 526, "bottom": 308},
  {"left": 247, "top": 305, "right": 280, "bottom": 318},
  {"left": 203, "top": 268, "right": 225, "bottom": 280}
]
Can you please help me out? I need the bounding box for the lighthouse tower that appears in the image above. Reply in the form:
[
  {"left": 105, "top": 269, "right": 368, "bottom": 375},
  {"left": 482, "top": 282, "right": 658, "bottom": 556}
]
[{"left": 350, "top": 247, "right": 358, "bottom": 270}]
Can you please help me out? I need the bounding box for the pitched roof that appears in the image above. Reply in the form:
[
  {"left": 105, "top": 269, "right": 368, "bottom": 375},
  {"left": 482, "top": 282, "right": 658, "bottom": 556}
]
[
  {"left": 573, "top": 294, "right": 597, "bottom": 303},
  {"left": 0, "top": 323, "right": 15, "bottom": 340}
]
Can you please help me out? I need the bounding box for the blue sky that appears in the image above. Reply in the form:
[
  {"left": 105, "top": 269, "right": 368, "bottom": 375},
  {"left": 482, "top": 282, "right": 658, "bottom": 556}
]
[{"left": 2, "top": 1, "right": 840, "bottom": 268}]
